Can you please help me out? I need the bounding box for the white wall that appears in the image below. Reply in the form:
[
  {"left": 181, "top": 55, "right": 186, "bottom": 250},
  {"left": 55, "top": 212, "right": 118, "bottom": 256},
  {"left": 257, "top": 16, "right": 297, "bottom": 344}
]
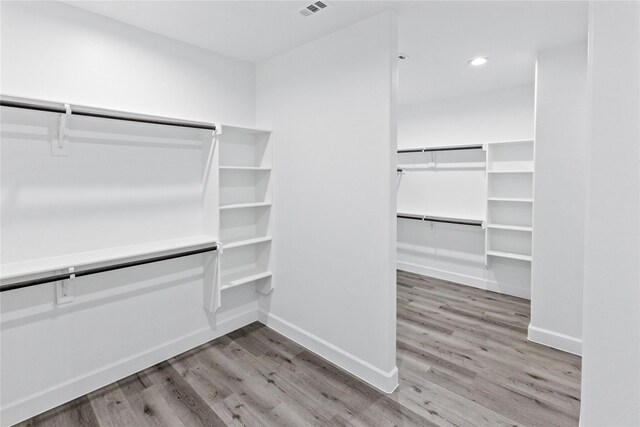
[
  {"left": 529, "top": 42, "right": 587, "bottom": 355},
  {"left": 0, "top": 1, "right": 255, "bottom": 126},
  {"left": 0, "top": 2, "right": 257, "bottom": 425},
  {"left": 397, "top": 85, "right": 535, "bottom": 299},
  {"left": 399, "top": 85, "right": 535, "bottom": 148},
  {"left": 580, "top": 1, "right": 640, "bottom": 425},
  {"left": 256, "top": 12, "right": 399, "bottom": 392}
]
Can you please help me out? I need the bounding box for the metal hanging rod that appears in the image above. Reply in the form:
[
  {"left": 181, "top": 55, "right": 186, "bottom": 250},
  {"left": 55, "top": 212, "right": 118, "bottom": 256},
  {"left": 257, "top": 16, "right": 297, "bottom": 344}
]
[
  {"left": 397, "top": 213, "right": 483, "bottom": 227},
  {"left": 0, "top": 97, "right": 217, "bottom": 131},
  {"left": 0, "top": 245, "right": 217, "bottom": 293},
  {"left": 398, "top": 144, "right": 483, "bottom": 154}
]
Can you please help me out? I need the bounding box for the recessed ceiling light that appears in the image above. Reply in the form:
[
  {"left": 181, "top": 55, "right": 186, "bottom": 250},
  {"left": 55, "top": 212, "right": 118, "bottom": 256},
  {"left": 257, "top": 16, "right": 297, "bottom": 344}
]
[{"left": 468, "top": 57, "right": 488, "bottom": 66}]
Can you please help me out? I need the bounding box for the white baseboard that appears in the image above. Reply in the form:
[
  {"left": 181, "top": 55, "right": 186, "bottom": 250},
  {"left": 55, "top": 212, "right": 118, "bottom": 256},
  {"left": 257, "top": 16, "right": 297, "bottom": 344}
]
[
  {"left": 528, "top": 325, "right": 582, "bottom": 356},
  {"left": 397, "top": 261, "right": 531, "bottom": 300},
  {"left": 1, "top": 306, "right": 259, "bottom": 427},
  {"left": 258, "top": 310, "right": 398, "bottom": 394},
  {"left": 4, "top": 306, "right": 400, "bottom": 425}
]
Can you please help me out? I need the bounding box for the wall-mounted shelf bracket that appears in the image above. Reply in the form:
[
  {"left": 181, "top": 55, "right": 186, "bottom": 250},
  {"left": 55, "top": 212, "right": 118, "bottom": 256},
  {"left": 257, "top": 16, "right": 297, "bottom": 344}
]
[
  {"left": 56, "top": 267, "right": 75, "bottom": 305},
  {"left": 52, "top": 104, "right": 71, "bottom": 156},
  {"left": 256, "top": 278, "right": 274, "bottom": 295}
]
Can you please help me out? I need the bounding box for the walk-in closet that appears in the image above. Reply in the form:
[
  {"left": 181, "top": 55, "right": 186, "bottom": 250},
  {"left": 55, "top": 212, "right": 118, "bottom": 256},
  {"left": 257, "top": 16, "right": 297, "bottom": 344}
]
[{"left": 1, "top": 1, "right": 638, "bottom": 426}]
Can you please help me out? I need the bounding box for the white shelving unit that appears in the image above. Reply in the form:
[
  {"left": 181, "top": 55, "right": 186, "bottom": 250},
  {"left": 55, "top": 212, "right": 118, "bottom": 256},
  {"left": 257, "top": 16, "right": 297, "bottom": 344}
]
[
  {"left": 0, "top": 102, "right": 223, "bottom": 303},
  {"left": 218, "top": 125, "right": 273, "bottom": 295},
  {"left": 484, "top": 140, "right": 534, "bottom": 264},
  {"left": 396, "top": 139, "right": 535, "bottom": 268},
  {"left": 396, "top": 144, "right": 487, "bottom": 225},
  {"left": 0, "top": 111, "right": 275, "bottom": 308}
]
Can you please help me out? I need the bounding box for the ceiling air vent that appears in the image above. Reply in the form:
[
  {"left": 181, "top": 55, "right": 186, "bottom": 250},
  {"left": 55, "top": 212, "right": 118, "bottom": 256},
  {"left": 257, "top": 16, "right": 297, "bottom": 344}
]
[{"left": 299, "top": 1, "right": 330, "bottom": 17}]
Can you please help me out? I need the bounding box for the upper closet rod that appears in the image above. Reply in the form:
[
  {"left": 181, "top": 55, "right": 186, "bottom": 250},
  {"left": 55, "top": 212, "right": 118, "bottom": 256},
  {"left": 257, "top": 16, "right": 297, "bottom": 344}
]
[
  {"left": 0, "top": 97, "right": 217, "bottom": 131},
  {"left": 398, "top": 144, "right": 483, "bottom": 153},
  {"left": 397, "top": 213, "right": 483, "bottom": 227},
  {"left": 0, "top": 245, "right": 217, "bottom": 293}
]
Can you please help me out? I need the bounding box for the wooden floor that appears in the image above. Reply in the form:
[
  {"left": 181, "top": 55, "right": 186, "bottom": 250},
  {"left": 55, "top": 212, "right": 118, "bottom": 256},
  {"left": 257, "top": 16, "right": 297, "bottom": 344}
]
[{"left": 17, "top": 271, "right": 581, "bottom": 426}]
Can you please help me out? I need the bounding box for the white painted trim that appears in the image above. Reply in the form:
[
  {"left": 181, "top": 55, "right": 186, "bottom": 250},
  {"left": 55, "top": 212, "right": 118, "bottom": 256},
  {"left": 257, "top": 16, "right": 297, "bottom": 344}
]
[
  {"left": 258, "top": 310, "right": 399, "bottom": 394},
  {"left": 1, "top": 306, "right": 259, "bottom": 427},
  {"left": 398, "top": 261, "right": 531, "bottom": 300},
  {"left": 528, "top": 324, "right": 582, "bottom": 356},
  {"left": 3, "top": 305, "right": 401, "bottom": 426}
]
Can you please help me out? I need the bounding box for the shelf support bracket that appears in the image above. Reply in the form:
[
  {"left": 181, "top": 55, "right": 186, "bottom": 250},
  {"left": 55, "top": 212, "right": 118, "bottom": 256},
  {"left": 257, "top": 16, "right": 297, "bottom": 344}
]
[
  {"left": 203, "top": 243, "right": 222, "bottom": 313},
  {"left": 56, "top": 267, "right": 75, "bottom": 305},
  {"left": 52, "top": 104, "right": 71, "bottom": 156}
]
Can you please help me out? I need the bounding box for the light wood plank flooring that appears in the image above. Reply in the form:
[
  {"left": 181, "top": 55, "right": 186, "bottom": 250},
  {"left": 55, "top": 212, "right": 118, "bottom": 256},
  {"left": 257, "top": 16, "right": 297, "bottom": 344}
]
[{"left": 16, "top": 271, "right": 581, "bottom": 426}]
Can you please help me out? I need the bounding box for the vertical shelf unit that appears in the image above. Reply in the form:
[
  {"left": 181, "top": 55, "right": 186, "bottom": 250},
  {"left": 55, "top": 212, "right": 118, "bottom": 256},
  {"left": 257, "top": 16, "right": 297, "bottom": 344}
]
[
  {"left": 218, "top": 125, "right": 274, "bottom": 295},
  {"left": 484, "top": 140, "right": 534, "bottom": 263}
]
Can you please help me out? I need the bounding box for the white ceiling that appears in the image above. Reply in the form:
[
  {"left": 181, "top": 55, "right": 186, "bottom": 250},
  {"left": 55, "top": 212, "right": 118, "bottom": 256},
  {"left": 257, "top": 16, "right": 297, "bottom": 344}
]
[
  {"left": 64, "top": 0, "right": 588, "bottom": 105},
  {"left": 64, "top": 1, "right": 404, "bottom": 62},
  {"left": 398, "top": 1, "right": 588, "bottom": 104}
]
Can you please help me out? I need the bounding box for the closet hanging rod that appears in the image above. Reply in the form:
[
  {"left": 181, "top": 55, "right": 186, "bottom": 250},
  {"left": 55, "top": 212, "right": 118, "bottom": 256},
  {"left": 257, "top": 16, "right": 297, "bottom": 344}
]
[
  {"left": 397, "top": 213, "right": 483, "bottom": 227},
  {"left": 0, "top": 245, "right": 217, "bottom": 293},
  {"left": 0, "top": 97, "right": 217, "bottom": 131},
  {"left": 398, "top": 144, "right": 483, "bottom": 153}
]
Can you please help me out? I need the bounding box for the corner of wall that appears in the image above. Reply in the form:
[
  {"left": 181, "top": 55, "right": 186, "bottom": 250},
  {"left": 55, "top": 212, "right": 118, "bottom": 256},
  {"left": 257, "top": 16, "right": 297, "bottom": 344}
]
[
  {"left": 258, "top": 309, "right": 399, "bottom": 394},
  {"left": 527, "top": 324, "right": 582, "bottom": 356}
]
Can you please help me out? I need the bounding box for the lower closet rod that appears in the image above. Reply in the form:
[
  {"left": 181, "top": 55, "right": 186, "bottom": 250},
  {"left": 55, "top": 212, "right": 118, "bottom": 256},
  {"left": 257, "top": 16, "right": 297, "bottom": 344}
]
[{"left": 0, "top": 245, "right": 217, "bottom": 293}]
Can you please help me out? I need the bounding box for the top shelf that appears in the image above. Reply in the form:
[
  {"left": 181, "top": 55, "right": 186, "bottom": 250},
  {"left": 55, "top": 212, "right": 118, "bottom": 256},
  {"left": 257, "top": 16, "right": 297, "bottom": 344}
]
[
  {"left": 1, "top": 235, "right": 217, "bottom": 282},
  {"left": 398, "top": 140, "right": 533, "bottom": 154}
]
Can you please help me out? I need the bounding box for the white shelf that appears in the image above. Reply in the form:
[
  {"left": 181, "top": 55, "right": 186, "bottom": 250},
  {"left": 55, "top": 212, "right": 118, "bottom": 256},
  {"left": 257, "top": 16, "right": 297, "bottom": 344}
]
[
  {"left": 224, "top": 236, "right": 272, "bottom": 249},
  {"left": 397, "top": 163, "right": 485, "bottom": 171},
  {"left": 488, "top": 170, "right": 533, "bottom": 174},
  {"left": 219, "top": 166, "right": 271, "bottom": 171},
  {"left": 486, "top": 139, "right": 534, "bottom": 146},
  {"left": 220, "top": 124, "right": 272, "bottom": 134},
  {"left": 220, "top": 266, "right": 272, "bottom": 290},
  {"left": 1, "top": 235, "right": 217, "bottom": 281},
  {"left": 486, "top": 224, "right": 532, "bottom": 232},
  {"left": 488, "top": 197, "right": 533, "bottom": 203},
  {"left": 486, "top": 250, "right": 532, "bottom": 262},
  {"left": 219, "top": 202, "right": 271, "bottom": 210}
]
